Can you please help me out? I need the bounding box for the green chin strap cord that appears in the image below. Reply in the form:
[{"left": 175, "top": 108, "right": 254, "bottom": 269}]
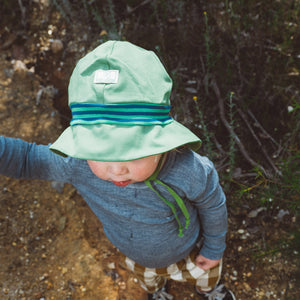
[{"left": 144, "top": 154, "right": 190, "bottom": 237}]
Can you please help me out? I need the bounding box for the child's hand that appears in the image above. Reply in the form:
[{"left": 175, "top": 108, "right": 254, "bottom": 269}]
[{"left": 195, "top": 254, "right": 221, "bottom": 270}]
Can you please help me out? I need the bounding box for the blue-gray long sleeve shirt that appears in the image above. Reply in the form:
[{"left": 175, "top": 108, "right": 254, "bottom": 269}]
[{"left": 0, "top": 136, "right": 227, "bottom": 268}]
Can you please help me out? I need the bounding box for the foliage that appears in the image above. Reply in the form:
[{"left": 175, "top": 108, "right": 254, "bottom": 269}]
[
  {"left": 48, "top": 0, "right": 299, "bottom": 206},
  {"left": 27, "top": 0, "right": 300, "bottom": 211},
  {"left": 232, "top": 148, "right": 300, "bottom": 215},
  {"left": 0, "top": 0, "right": 22, "bottom": 21},
  {"left": 51, "top": 0, "right": 120, "bottom": 39}
]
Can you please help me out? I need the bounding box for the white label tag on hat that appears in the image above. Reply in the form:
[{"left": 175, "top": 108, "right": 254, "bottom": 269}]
[{"left": 94, "top": 69, "right": 119, "bottom": 84}]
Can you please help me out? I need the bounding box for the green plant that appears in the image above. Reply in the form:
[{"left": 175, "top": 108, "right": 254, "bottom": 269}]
[
  {"left": 50, "top": 0, "right": 120, "bottom": 38},
  {"left": 279, "top": 151, "right": 300, "bottom": 213},
  {"left": 1, "top": 0, "right": 19, "bottom": 9},
  {"left": 203, "top": 12, "right": 211, "bottom": 75},
  {"left": 202, "top": 11, "right": 216, "bottom": 97},
  {"left": 233, "top": 149, "right": 300, "bottom": 214},
  {"left": 103, "top": 0, "right": 118, "bottom": 36},
  {"left": 51, "top": 0, "right": 72, "bottom": 24},
  {"left": 227, "top": 91, "right": 237, "bottom": 179},
  {"left": 287, "top": 99, "right": 300, "bottom": 149},
  {"left": 252, "top": 234, "right": 299, "bottom": 260},
  {"left": 192, "top": 96, "right": 215, "bottom": 159}
]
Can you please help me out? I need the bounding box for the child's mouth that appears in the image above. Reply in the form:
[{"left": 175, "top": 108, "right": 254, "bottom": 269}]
[{"left": 112, "top": 180, "right": 131, "bottom": 187}]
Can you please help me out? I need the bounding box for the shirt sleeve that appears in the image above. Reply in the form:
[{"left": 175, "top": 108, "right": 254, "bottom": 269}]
[
  {"left": 0, "top": 136, "right": 73, "bottom": 182},
  {"left": 187, "top": 154, "right": 227, "bottom": 260}
]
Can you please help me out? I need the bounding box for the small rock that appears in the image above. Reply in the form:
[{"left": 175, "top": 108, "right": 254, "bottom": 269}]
[
  {"left": 248, "top": 207, "right": 266, "bottom": 218},
  {"left": 247, "top": 226, "right": 260, "bottom": 233},
  {"left": 243, "top": 282, "right": 252, "bottom": 291},
  {"left": 276, "top": 209, "right": 289, "bottom": 221},
  {"left": 39, "top": 273, "right": 49, "bottom": 281},
  {"left": 57, "top": 216, "right": 67, "bottom": 232},
  {"left": 50, "top": 39, "right": 63, "bottom": 54},
  {"left": 107, "top": 262, "right": 115, "bottom": 269},
  {"left": 240, "top": 234, "right": 248, "bottom": 240},
  {"left": 118, "top": 281, "right": 126, "bottom": 290},
  {"left": 51, "top": 181, "right": 65, "bottom": 193},
  {"left": 12, "top": 60, "right": 27, "bottom": 72},
  {"left": 232, "top": 167, "right": 242, "bottom": 178},
  {"left": 185, "top": 87, "right": 198, "bottom": 94}
]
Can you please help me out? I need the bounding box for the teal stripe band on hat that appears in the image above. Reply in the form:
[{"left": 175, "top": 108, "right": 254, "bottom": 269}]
[{"left": 70, "top": 103, "right": 173, "bottom": 126}]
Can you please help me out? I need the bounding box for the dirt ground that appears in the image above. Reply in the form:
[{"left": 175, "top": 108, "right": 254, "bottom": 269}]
[{"left": 0, "top": 2, "right": 299, "bottom": 300}]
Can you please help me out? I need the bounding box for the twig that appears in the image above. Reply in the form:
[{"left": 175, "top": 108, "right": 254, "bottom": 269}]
[
  {"left": 18, "top": 0, "right": 26, "bottom": 27},
  {"left": 126, "top": 0, "right": 153, "bottom": 14},
  {"left": 0, "top": 33, "right": 18, "bottom": 50},
  {"left": 247, "top": 109, "right": 279, "bottom": 147},
  {"left": 212, "top": 135, "right": 227, "bottom": 156},
  {"left": 211, "top": 80, "right": 269, "bottom": 177},
  {"left": 237, "top": 108, "right": 282, "bottom": 176},
  {"left": 215, "top": 158, "right": 229, "bottom": 172},
  {"left": 232, "top": 172, "right": 259, "bottom": 179}
]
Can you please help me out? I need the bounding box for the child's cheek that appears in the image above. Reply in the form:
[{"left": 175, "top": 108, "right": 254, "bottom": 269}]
[
  {"left": 87, "top": 161, "right": 108, "bottom": 180},
  {"left": 132, "top": 167, "right": 154, "bottom": 181}
]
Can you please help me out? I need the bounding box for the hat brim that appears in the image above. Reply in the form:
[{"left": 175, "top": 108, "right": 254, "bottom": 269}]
[{"left": 50, "top": 121, "right": 201, "bottom": 161}]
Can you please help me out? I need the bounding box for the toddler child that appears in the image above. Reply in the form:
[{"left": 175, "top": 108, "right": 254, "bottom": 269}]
[{"left": 0, "top": 41, "right": 235, "bottom": 300}]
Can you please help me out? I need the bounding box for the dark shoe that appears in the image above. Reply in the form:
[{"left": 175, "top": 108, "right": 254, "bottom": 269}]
[
  {"left": 147, "top": 283, "right": 173, "bottom": 300},
  {"left": 196, "top": 284, "right": 236, "bottom": 300}
]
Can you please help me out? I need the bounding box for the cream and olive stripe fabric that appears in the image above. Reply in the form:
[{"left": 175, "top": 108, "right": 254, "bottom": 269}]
[{"left": 120, "top": 246, "right": 222, "bottom": 293}]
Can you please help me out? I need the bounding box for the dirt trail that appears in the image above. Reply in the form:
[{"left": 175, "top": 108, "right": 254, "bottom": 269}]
[{"left": 0, "top": 54, "right": 198, "bottom": 300}]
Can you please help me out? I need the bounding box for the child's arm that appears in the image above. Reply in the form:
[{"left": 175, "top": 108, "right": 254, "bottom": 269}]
[
  {"left": 0, "top": 136, "right": 72, "bottom": 182},
  {"left": 188, "top": 155, "right": 228, "bottom": 263}
]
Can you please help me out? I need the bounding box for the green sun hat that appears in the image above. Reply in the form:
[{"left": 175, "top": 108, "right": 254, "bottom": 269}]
[{"left": 50, "top": 41, "right": 201, "bottom": 161}]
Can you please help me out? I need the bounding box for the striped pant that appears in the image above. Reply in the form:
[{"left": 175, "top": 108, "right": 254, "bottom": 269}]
[{"left": 119, "top": 246, "right": 222, "bottom": 293}]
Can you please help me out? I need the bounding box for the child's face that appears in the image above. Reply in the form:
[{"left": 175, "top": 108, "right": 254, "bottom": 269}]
[{"left": 87, "top": 154, "right": 162, "bottom": 187}]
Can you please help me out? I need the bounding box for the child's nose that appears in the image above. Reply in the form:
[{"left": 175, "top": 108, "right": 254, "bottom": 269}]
[{"left": 109, "top": 163, "right": 128, "bottom": 175}]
